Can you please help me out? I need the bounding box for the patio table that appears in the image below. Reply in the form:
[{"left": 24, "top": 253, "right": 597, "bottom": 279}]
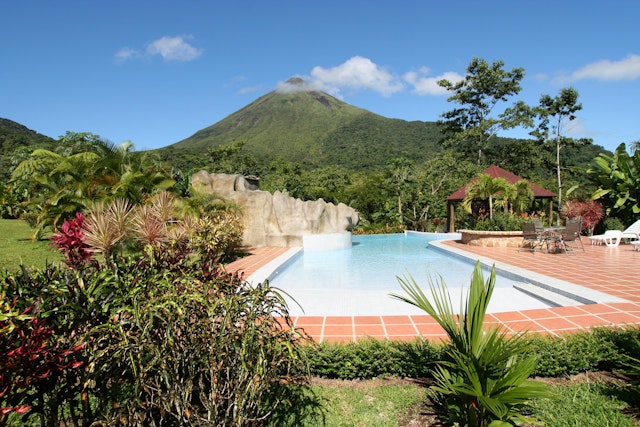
[{"left": 540, "top": 226, "right": 566, "bottom": 253}]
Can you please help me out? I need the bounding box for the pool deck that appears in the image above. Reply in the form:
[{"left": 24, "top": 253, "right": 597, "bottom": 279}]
[{"left": 226, "top": 238, "right": 640, "bottom": 343}]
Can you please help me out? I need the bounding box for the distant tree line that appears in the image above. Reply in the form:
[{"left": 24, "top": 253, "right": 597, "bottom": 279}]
[{"left": 2, "top": 57, "right": 638, "bottom": 233}]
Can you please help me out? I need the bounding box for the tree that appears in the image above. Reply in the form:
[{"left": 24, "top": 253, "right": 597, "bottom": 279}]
[
  {"left": 406, "top": 150, "right": 480, "bottom": 231},
  {"left": 260, "top": 159, "right": 306, "bottom": 199},
  {"left": 502, "top": 179, "right": 534, "bottom": 214},
  {"left": 11, "top": 133, "right": 176, "bottom": 239},
  {"left": 531, "top": 87, "right": 584, "bottom": 225},
  {"left": 462, "top": 174, "right": 510, "bottom": 221},
  {"left": 207, "top": 140, "right": 260, "bottom": 176},
  {"left": 587, "top": 143, "right": 640, "bottom": 225},
  {"left": 438, "top": 58, "right": 532, "bottom": 165},
  {"left": 385, "top": 157, "right": 414, "bottom": 225}
]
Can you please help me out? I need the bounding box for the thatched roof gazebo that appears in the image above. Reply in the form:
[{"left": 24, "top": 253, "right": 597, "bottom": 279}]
[{"left": 446, "top": 165, "right": 556, "bottom": 232}]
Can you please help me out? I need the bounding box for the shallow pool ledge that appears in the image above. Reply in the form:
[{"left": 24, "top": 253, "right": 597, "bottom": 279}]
[
  {"left": 247, "top": 247, "right": 303, "bottom": 284},
  {"left": 302, "top": 232, "right": 352, "bottom": 251},
  {"left": 405, "top": 230, "right": 462, "bottom": 240}
]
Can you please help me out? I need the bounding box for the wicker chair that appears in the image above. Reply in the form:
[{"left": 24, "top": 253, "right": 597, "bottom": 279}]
[
  {"left": 555, "top": 219, "right": 585, "bottom": 254},
  {"left": 519, "top": 222, "right": 544, "bottom": 252}
]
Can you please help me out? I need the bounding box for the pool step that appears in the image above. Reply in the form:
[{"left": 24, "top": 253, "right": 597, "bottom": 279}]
[{"left": 513, "top": 282, "right": 585, "bottom": 307}]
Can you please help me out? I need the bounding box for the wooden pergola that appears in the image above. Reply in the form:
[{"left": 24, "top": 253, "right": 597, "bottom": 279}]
[{"left": 446, "top": 165, "right": 557, "bottom": 232}]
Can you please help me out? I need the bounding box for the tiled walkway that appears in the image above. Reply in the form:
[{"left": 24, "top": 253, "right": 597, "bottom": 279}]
[{"left": 226, "top": 239, "right": 640, "bottom": 343}]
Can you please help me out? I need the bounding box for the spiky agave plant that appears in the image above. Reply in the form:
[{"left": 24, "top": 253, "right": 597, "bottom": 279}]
[{"left": 391, "top": 262, "right": 552, "bottom": 427}]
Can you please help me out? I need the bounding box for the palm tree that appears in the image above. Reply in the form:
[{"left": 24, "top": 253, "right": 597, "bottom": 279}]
[
  {"left": 500, "top": 179, "right": 534, "bottom": 214},
  {"left": 391, "top": 263, "right": 552, "bottom": 426},
  {"left": 462, "top": 174, "right": 509, "bottom": 221},
  {"left": 11, "top": 136, "right": 177, "bottom": 239},
  {"left": 11, "top": 149, "right": 101, "bottom": 239}
]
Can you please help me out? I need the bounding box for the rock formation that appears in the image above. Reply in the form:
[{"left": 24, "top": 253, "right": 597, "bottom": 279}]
[{"left": 191, "top": 171, "right": 359, "bottom": 247}]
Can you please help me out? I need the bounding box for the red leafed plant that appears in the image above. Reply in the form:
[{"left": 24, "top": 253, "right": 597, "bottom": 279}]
[
  {"left": 0, "top": 300, "right": 84, "bottom": 423},
  {"left": 561, "top": 199, "right": 605, "bottom": 235},
  {"left": 52, "top": 212, "right": 92, "bottom": 269}
]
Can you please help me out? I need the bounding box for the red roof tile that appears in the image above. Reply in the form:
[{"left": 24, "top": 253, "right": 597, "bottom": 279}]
[{"left": 446, "top": 165, "right": 557, "bottom": 201}]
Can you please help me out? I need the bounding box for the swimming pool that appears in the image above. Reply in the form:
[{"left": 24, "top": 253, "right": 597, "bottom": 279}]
[{"left": 267, "top": 233, "right": 554, "bottom": 316}]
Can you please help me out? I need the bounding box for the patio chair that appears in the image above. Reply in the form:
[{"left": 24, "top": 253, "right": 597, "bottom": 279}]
[
  {"left": 555, "top": 219, "right": 585, "bottom": 254},
  {"left": 519, "top": 222, "right": 544, "bottom": 252},
  {"left": 589, "top": 219, "right": 640, "bottom": 246},
  {"left": 621, "top": 219, "right": 640, "bottom": 241},
  {"left": 588, "top": 230, "right": 623, "bottom": 247},
  {"left": 533, "top": 219, "right": 543, "bottom": 231},
  {"left": 631, "top": 239, "right": 640, "bottom": 252}
]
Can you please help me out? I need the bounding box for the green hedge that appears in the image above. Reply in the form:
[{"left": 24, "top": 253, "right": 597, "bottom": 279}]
[{"left": 306, "top": 326, "right": 640, "bottom": 380}]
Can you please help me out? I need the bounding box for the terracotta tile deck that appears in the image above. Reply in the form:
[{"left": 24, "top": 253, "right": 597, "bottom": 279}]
[{"left": 226, "top": 239, "right": 640, "bottom": 343}]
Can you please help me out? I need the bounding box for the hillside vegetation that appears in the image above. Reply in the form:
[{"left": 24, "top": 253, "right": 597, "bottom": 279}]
[
  {"left": 162, "top": 81, "right": 442, "bottom": 172},
  {"left": 0, "top": 118, "right": 56, "bottom": 180}
]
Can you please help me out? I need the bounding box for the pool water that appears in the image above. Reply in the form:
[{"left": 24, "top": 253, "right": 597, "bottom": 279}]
[{"left": 268, "top": 233, "right": 552, "bottom": 316}]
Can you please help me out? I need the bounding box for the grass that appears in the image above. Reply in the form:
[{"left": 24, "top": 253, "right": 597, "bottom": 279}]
[
  {"left": 0, "top": 219, "right": 61, "bottom": 272},
  {"left": 293, "top": 375, "right": 639, "bottom": 426},
  {"left": 526, "top": 376, "right": 639, "bottom": 427},
  {"left": 296, "top": 378, "right": 429, "bottom": 427}
]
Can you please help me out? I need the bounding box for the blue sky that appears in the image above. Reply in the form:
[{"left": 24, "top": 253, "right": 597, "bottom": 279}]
[{"left": 2, "top": 1, "right": 639, "bottom": 153}]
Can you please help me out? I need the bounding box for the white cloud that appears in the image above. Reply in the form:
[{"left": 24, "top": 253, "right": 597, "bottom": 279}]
[
  {"left": 563, "top": 117, "right": 589, "bottom": 136},
  {"left": 556, "top": 54, "right": 640, "bottom": 83},
  {"left": 403, "top": 67, "right": 464, "bottom": 95},
  {"left": 238, "top": 84, "right": 264, "bottom": 95},
  {"left": 115, "top": 35, "right": 202, "bottom": 63},
  {"left": 275, "top": 77, "right": 321, "bottom": 94},
  {"left": 146, "top": 36, "right": 203, "bottom": 61},
  {"left": 114, "top": 47, "right": 139, "bottom": 63},
  {"left": 308, "top": 56, "right": 404, "bottom": 97}
]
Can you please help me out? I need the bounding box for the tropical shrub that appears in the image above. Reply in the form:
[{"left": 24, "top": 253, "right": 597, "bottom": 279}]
[
  {"left": 560, "top": 199, "right": 604, "bottom": 235},
  {"left": 0, "top": 201, "right": 310, "bottom": 426},
  {"left": 588, "top": 142, "right": 640, "bottom": 224},
  {"left": 80, "top": 192, "right": 244, "bottom": 264},
  {"left": 602, "top": 216, "right": 625, "bottom": 234},
  {"left": 0, "top": 295, "right": 84, "bottom": 424},
  {"left": 1, "top": 265, "right": 99, "bottom": 426},
  {"left": 85, "top": 253, "right": 311, "bottom": 426},
  {"left": 392, "top": 263, "right": 552, "bottom": 426},
  {"left": 51, "top": 212, "right": 93, "bottom": 269},
  {"left": 307, "top": 338, "right": 442, "bottom": 379},
  {"left": 468, "top": 211, "right": 524, "bottom": 231}
]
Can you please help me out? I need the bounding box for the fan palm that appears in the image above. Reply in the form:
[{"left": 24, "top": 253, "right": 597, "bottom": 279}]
[
  {"left": 391, "top": 263, "right": 552, "bottom": 426},
  {"left": 462, "top": 174, "right": 509, "bottom": 221},
  {"left": 500, "top": 180, "right": 534, "bottom": 214}
]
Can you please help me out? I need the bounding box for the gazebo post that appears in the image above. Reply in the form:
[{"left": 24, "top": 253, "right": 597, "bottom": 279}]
[
  {"left": 548, "top": 199, "right": 554, "bottom": 225},
  {"left": 447, "top": 201, "right": 455, "bottom": 232}
]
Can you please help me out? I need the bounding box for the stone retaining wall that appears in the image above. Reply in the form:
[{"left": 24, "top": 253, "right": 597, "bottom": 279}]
[{"left": 459, "top": 230, "right": 523, "bottom": 248}]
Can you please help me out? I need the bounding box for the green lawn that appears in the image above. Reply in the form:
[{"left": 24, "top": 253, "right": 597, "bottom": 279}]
[
  {"left": 0, "top": 219, "right": 61, "bottom": 272},
  {"left": 303, "top": 379, "right": 428, "bottom": 427},
  {"left": 285, "top": 375, "right": 638, "bottom": 427}
]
